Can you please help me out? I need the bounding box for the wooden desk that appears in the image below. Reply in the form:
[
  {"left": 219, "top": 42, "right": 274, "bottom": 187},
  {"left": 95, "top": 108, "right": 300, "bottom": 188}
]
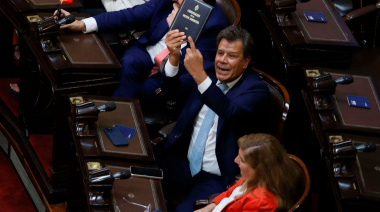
[
  {"left": 302, "top": 47, "right": 380, "bottom": 211},
  {"left": 0, "top": 0, "right": 82, "bottom": 33},
  {"left": 66, "top": 96, "right": 165, "bottom": 211},
  {"left": 261, "top": 0, "right": 359, "bottom": 67},
  {"left": 0, "top": 0, "right": 122, "bottom": 204}
]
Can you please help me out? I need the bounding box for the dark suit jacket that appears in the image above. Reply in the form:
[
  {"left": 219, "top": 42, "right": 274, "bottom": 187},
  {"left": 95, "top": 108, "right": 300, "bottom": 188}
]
[
  {"left": 162, "top": 68, "right": 271, "bottom": 185},
  {"left": 93, "top": 0, "right": 228, "bottom": 72}
]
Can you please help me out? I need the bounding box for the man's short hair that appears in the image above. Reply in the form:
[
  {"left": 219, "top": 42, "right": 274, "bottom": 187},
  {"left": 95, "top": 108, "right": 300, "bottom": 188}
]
[{"left": 216, "top": 26, "right": 254, "bottom": 58}]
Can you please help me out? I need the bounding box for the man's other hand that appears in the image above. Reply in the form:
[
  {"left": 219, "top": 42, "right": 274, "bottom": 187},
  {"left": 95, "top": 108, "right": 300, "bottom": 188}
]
[
  {"left": 184, "top": 36, "right": 207, "bottom": 85},
  {"left": 53, "top": 9, "right": 86, "bottom": 31},
  {"left": 167, "top": 2, "right": 180, "bottom": 27}
]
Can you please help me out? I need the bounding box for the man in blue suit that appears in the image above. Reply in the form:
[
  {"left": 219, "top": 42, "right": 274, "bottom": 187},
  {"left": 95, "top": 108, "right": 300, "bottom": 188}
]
[
  {"left": 158, "top": 26, "right": 271, "bottom": 211},
  {"left": 56, "top": 0, "right": 228, "bottom": 111}
]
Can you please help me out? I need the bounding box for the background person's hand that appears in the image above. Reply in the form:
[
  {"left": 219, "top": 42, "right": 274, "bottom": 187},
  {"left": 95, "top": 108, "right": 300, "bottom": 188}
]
[
  {"left": 166, "top": 29, "right": 186, "bottom": 66},
  {"left": 166, "top": 2, "right": 180, "bottom": 27},
  {"left": 184, "top": 36, "right": 207, "bottom": 85},
  {"left": 53, "top": 9, "right": 86, "bottom": 31}
]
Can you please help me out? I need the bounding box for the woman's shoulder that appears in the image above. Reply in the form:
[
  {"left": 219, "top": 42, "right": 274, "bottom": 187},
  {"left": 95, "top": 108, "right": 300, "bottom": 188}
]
[{"left": 242, "top": 187, "right": 278, "bottom": 211}]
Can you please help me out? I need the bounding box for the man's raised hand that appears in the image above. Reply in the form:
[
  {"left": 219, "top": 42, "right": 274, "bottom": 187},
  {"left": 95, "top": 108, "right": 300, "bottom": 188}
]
[{"left": 184, "top": 36, "right": 207, "bottom": 85}]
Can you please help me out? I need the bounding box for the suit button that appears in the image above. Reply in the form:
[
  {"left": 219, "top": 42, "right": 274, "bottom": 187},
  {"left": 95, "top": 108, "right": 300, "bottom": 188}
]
[{"left": 175, "top": 135, "right": 179, "bottom": 139}]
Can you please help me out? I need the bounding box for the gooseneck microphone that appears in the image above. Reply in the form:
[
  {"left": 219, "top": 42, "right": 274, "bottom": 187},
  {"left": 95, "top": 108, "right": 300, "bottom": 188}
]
[
  {"left": 335, "top": 75, "right": 354, "bottom": 85},
  {"left": 356, "top": 142, "right": 376, "bottom": 152},
  {"left": 97, "top": 101, "right": 116, "bottom": 112},
  {"left": 57, "top": 14, "right": 75, "bottom": 25}
]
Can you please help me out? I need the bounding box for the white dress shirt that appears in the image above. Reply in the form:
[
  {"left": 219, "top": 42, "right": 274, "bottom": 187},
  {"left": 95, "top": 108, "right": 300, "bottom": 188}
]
[
  {"left": 212, "top": 184, "right": 246, "bottom": 212},
  {"left": 165, "top": 66, "right": 243, "bottom": 176}
]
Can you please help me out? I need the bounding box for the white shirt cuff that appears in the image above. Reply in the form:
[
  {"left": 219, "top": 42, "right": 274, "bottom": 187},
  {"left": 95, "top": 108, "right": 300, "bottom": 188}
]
[
  {"left": 82, "top": 17, "right": 97, "bottom": 33},
  {"left": 198, "top": 77, "right": 212, "bottom": 94},
  {"left": 164, "top": 61, "right": 179, "bottom": 77}
]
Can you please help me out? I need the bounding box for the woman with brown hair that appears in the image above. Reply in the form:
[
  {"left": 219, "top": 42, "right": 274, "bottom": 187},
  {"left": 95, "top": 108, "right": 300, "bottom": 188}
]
[{"left": 194, "top": 133, "right": 302, "bottom": 212}]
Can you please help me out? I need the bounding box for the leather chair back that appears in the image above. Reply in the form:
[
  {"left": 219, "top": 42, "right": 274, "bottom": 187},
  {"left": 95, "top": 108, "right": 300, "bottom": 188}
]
[
  {"left": 288, "top": 154, "right": 311, "bottom": 212},
  {"left": 216, "top": 0, "right": 241, "bottom": 25},
  {"left": 255, "top": 69, "right": 289, "bottom": 139}
]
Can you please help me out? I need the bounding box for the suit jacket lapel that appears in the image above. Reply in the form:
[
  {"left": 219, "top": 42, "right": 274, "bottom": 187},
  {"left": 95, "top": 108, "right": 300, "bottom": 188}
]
[
  {"left": 148, "top": 18, "right": 170, "bottom": 45},
  {"left": 214, "top": 72, "right": 248, "bottom": 140}
]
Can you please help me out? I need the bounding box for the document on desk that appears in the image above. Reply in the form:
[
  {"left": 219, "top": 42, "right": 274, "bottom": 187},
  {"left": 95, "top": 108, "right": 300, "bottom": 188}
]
[{"left": 169, "top": 0, "right": 213, "bottom": 43}]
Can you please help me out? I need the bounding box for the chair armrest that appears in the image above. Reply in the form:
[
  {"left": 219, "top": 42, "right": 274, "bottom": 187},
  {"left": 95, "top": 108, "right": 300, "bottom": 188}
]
[
  {"left": 193, "top": 193, "right": 220, "bottom": 210},
  {"left": 151, "top": 121, "right": 176, "bottom": 147},
  {"left": 343, "top": 3, "right": 380, "bottom": 22},
  {"left": 158, "top": 121, "right": 176, "bottom": 139},
  {"left": 193, "top": 199, "right": 209, "bottom": 211}
]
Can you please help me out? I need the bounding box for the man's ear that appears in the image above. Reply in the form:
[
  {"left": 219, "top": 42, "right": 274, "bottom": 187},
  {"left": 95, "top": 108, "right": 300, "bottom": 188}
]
[{"left": 243, "top": 56, "right": 251, "bottom": 69}]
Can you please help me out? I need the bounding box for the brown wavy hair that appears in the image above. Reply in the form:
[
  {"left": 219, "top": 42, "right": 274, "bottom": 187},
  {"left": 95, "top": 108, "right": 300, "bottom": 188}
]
[{"left": 238, "top": 133, "right": 302, "bottom": 211}]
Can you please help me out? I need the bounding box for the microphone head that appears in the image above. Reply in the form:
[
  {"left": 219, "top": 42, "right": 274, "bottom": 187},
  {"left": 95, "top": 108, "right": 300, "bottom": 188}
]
[
  {"left": 366, "top": 142, "right": 376, "bottom": 152},
  {"left": 97, "top": 101, "right": 116, "bottom": 112},
  {"left": 335, "top": 75, "right": 354, "bottom": 85},
  {"left": 112, "top": 169, "right": 131, "bottom": 179},
  {"left": 58, "top": 14, "right": 75, "bottom": 25},
  {"left": 105, "top": 101, "right": 116, "bottom": 111},
  {"left": 356, "top": 142, "right": 376, "bottom": 152}
]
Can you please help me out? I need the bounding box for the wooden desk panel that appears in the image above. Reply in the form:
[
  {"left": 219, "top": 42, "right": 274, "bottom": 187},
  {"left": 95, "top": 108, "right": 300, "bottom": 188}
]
[
  {"left": 331, "top": 73, "right": 380, "bottom": 131},
  {"left": 10, "top": 0, "right": 81, "bottom": 12},
  {"left": 73, "top": 95, "right": 155, "bottom": 162},
  {"left": 302, "top": 48, "right": 380, "bottom": 210},
  {"left": 261, "top": 0, "right": 358, "bottom": 67},
  {"left": 292, "top": 0, "right": 357, "bottom": 46},
  {"left": 95, "top": 100, "right": 152, "bottom": 160},
  {"left": 79, "top": 160, "right": 166, "bottom": 212}
]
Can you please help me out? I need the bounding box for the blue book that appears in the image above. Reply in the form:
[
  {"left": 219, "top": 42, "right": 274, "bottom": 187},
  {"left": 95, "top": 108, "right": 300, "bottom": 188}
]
[
  {"left": 347, "top": 95, "right": 371, "bottom": 109},
  {"left": 303, "top": 11, "right": 327, "bottom": 23}
]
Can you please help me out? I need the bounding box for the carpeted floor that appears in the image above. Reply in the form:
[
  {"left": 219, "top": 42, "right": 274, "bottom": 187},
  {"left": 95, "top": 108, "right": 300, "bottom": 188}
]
[{"left": 0, "top": 150, "right": 36, "bottom": 211}]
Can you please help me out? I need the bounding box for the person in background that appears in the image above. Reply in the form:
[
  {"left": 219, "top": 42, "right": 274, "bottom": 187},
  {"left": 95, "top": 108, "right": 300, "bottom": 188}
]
[
  {"left": 53, "top": 0, "right": 228, "bottom": 113},
  {"left": 158, "top": 26, "right": 272, "bottom": 211},
  {"left": 194, "top": 133, "right": 303, "bottom": 212}
]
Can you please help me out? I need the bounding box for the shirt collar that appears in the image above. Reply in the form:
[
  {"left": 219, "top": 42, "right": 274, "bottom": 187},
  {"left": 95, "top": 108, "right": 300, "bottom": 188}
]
[{"left": 216, "top": 74, "right": 243, "bottom": 91}]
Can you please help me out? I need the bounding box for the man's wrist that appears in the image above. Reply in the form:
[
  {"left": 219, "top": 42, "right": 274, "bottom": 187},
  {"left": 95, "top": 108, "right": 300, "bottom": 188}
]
[
  {"left": 168, "top": 54, "right": 180, "bottom": 66},
  {"left": 198, "top": 76, "right": 211, "bottom": 94}
]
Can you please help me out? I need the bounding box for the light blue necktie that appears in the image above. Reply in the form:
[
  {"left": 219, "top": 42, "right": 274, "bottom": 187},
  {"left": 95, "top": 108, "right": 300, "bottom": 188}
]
[{"left": 189, "top": 83, "right": 228, "bottom": 177}]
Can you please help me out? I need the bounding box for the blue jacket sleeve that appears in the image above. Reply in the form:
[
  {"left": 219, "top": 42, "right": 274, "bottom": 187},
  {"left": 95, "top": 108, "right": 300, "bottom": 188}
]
[{"left": 93, "top": 0, "right": 169, "bottom": 32}]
